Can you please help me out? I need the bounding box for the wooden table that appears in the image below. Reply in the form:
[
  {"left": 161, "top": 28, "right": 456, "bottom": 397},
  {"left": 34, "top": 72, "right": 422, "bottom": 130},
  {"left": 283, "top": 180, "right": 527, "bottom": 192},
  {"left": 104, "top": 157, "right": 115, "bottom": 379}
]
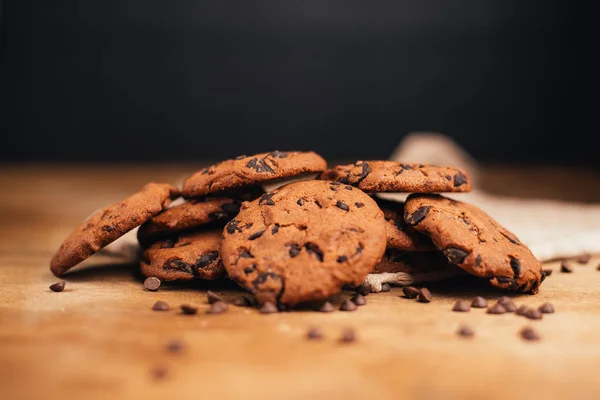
[{"left": 2, "top": 164, "right": 600, "bottom": 400}]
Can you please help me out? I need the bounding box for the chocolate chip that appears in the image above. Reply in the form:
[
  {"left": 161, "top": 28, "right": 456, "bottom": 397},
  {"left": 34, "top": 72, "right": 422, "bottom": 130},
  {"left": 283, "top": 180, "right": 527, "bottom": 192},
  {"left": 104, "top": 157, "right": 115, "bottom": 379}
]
[
  {"left": 207, "top": 290, "right": 222, "bottom": 304},
  {"left": 405, "top": 206, "right": 431, "bottom": 225},
  {"left": 453, "top": 172, "right": 468, "bottom": 187},
  {"left": 49, "top": 281, "right": 65, "bottom": 292},
  {"left": 541, "top": 268, "right": 553, "bottom": 277},
  {"left": 381, "top": 283, "right": 391, "bottom": 292},
  {"left": 239, "top": 249, "right": 253, "bottom": 259},
  {"left": 319, "top": 302, "right": 335, "bottom": 313},
  {"left": 498, "top": 296, "right": 516, "bottom": 312},
  {"left": 305, "top": 243, "right": 324, "bottom": 262},
  {"left": 269, "top": 150, "right": 287, "bottom": 158},
  {"left": 560, "top": 261, "right": 574, "bottom": 273},
  {"left": 501, "top": 231, "right": 521, "bottom": 245},
  {"left": 403, "top": 286, "right": 420, "bottom": 299},
  {"left": 417, "top": 288, "right": 432, "bottom": 303},
  {"left": 355, "top": 202, "right": 364, "bottom": 208},
  {"left": 474, "top": 255, "right": 482, "bottom": 267},
  {"left": 200, "top": 167, "right": 209, "bottom": 175},
  {"left": 150, "top": 365, "right": 168, "bottom": 380},
  {"left": 340, "top": 299, "right": 357, "bottom": 311},
  {"left": 159, "top": 239, "right": 177, "bottom": 249},
  {"left": 457, "top": 324, "right": 475, "bottom": 337},
  {"left": 233, "top": 296, "right": 253, "bottom": 307},
  {"left": 520, "top": 326, "right": 541, "bottom": 341},
  {"left": 259, "top": 193, "right": 276, "bottom": 206},
  {"left": 180, "top": 304, "right": 197, "bottom": 315},
  {"left": 144, "top": 277, "right": 161, "bottom": 291},
  {"left": 487, "top": 303, "right": 506, "bottom": 314},
  {"left": 344, "top": 185, "right": 353, "bottom": 190},
  {"left": 248, "top": 230, "right": 265, "bottom": 240},
  {"left": 515, "top": 305, "right": 529, "bottom": 316},
  {"left": 452, "top": 300, "right": 470, "bottom": 312},
  {"left": 525, "top": 308, "right": 543, "bottom": 320},
  {"left": 196, "top": 251, "right": 219, "bottom": 270},
  {"left": 243, "top": 266, "right": 256, "bottom": 275},
  {"left": 538, "top": 303, "right": 555, "bottom": 314},
  {"left": 336, "top": 256, "right": 348, "bottom": 263},
  {"left": 306, "top": 327, "right": 323, "bottom": 340},
  {"left": 259, "top": 302, "right": 278, "bottom": 314},
  {"left": 336, "top": 200, "right": 349, "bottom": 211},
  {"left": 162, "top": 258, "right": 193, "bottom": 275},
  {"left": 509, "top": 256, "right": 521, "bottom": 279},
  {"left": 443, "top": 247, "right": 469, "bottom": 264},
  {"left": 471, "top": 296, "right": 488, "bottom": 308},
  {"left": 226, "top": 219, "right": 239, "bottom": 234},
  {"left": 339, "top": 328, "right": 356, "bottom": 343},
  {"left": 206, "top": 301, "right": 228, "bottom": 314},
  {"left": 355, "top": 283, "right": 370, "bottom": 296},
  {"left": 575, "top": 253, "right": 591, "bottom": 264},
  {"left": 287, "top": 243, "right": 301, "bottom": 258},
  {"left": 246, "top": 158, "right": 275, "bottom": 174},
  {"left": 166, "top": 339, "right": 185, "bottom": 353},
  {"left": 597, "top": 264, "right": 600, "bottom": 271},
  {"left": 235, "top": 154, "right": 247, "bottom": 160},
  {"left": 152, "top": 300, "right": 169, "bottom": 311},
  {"left": 351, "top": 294, "right": 366, "bottom": 306},
  {"left": 297, "top": 198, "right": 305, "bottom": 206},
  {"left": 271, "top": 224, "right": 280, "bottom": 234}
]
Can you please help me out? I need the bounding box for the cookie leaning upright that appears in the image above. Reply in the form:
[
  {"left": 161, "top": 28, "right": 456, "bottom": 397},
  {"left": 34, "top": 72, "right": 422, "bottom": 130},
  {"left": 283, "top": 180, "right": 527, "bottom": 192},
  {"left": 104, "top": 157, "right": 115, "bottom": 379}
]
[
  {"left": 182, "top": 151, "right": 327, "bottom": 198},
  {"left": 404, "top": 194, "right": 543, "bottom": 293},
  {"left": 320, "top": 161, "right": 471, "bottom": 193},
  {"left": 50, "top": 183, "right": 179, "bottom": 276},
  {"left": 220, "top": 180, "right": 387, "bottom": 306}
]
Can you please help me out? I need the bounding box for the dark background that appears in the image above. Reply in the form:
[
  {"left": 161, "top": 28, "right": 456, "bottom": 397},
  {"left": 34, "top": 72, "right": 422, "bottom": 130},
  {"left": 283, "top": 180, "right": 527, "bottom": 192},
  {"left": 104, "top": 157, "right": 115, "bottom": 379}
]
[{"left": 0, "top": 1, "right": 597, "bottom": 163}]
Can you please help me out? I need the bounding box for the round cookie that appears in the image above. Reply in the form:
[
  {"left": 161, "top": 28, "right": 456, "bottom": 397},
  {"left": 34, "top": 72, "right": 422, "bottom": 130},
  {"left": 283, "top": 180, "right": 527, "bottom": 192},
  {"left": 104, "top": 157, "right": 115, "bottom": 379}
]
[
  {"left": 376, "top": 199, "right": 435, "bottom": 251},
  {"left": 403, "top": 194, "right": 542, "bottom": 293},
  {"left": 50, "top": 183, "right": 179, "bottom": 276},
  {"left": 182, "top": 151, "right": 327, "bottom": 198},
  {"left": 220, "top": 180, "right": 387, "bottom": 306},
  {"left": 320, "top": 161, "right": 471, "bottom": 193},
  {"left": 140, "top": 230, "right": 225, "bottom": 281}
]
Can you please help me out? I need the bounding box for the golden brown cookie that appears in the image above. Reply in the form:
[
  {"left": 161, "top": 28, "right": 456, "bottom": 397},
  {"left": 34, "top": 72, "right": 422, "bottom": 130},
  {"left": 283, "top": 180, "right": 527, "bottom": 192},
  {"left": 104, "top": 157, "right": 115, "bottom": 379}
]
[
  {"left": 320, "top": 161, "right": 471, "bottom": 193},
  {"left": 50, "top": 183, "right": 179, "bottom": 276},
  {"left": 182, "top": 151, "right": 327, "bottom": 198},
  {"left": 140, "top": 230, "right": 225, "bottom": 281},
  {"left": 220, "top": 180, "right": 387, "bottom": 306},
  {"left": 404, "top": 194, "right": 542, "bottom": 293},
  {"left": 376, "top": 199, "right": 435, "bottom": 251}
]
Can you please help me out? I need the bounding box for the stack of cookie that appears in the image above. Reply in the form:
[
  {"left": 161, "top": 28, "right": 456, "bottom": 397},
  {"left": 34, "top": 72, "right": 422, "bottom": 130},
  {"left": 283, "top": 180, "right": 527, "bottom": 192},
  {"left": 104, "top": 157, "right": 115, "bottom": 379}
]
[{"left": 50, "top": 151, "right": 544, "bottom": 308}]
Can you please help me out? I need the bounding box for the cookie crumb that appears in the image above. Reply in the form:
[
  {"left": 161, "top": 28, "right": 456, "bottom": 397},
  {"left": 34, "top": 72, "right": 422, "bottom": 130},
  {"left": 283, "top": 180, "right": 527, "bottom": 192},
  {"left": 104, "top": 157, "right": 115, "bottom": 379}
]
[
  {"left": 487, "top": 302, "right": 506, "bottom": 314},
  {"left": 306, "top": 327, "right": 323, "bottom": 340},
  {"left": 538, "top": 303, "right": 555, "bottom": 314},
  {"left": 471, "top": 296, "right": 487, "bottom": 308},
  {"left": 206, "top": 301, "right": 228, "bottom": 314},
  {"left": 452, "top": 300, "right": 470, "bottom": 312},
  {"left": 180, "top": 304, "right": 198, "bottom": 315},
  {"left": 380, "top": 283, "right": 391, "bottom": 292},
  {"left": 206, "top": 290, "right": 222, "bottom": 304},
  {"left": 340, "top": 299, "right": 358, "bottom": 311},
  {"left": 152, "top": 300, "right": 169, "bottom": 311},
  {"left": 498, "top": 296, "right": 516, "bottom": 312},
  {"left": 166, "top": 339, "right": 185, "bottom": 353},
  {"left": 49, "top": 281, "right": 65, "bottom": 292},
  {"left": 525, "top": 308, "right": 543, "bottom": 320},
  {"left": 351, "top": 294, "right": 367, "bottom": 306},
  {"left": 319, "top": 302, "right": 335, "bottom": 313},
  {"left": 417, "top": 288, "right": 432, "bottom": 303},
  {"left": 355, "top": 284, "right": 370, "bottom": 296},
  {"left": 233, "top": 296, "right": 252, "bottom": 307},
  {"left": 403, "top": 286, "right": 419, "bottom": 299},
  {"left": 259, "top": 302, "right": 278, "bottom": 314},
  {"left": 575, "top": 253, "right": 591, "bottom": 264},
  {"left": 339, "top": 328, "right": 356, "bottom": 343},
  {"left": 144, "top": 277, "right": 161, "bottom": 291},
  {"left": 456, "top": 324, "right": 475, "bottom": 337},
  {"left": 520, "top": 326, "right": 541, "bottom": 341},
  {"left": 560, "top": 261, "right": 574, "bottom": 273}
]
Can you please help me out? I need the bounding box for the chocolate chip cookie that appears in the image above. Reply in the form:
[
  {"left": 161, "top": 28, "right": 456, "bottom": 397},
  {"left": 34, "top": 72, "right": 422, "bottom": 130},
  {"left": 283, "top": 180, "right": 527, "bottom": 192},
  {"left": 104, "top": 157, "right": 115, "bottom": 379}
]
[
  {"left": 140, "top": 229, "right": 225, "bottom": 281},
  {"left": 404, "top": 194, "right": 542, "bottom": 293},
  {"left": 183, "top": 151, "right": 327, "bottom": 198},
  {"left": 220, "top": 180, "right": 387, "bottom": 306},
  {"left": 320, "top": 161, "right": 471, "bottom": 193},
  {"left": 376, "top": 199, "right": 435, "bottom": 251},
  {"left": 50, "top": 183, "right": 179, "bottom": 276}
]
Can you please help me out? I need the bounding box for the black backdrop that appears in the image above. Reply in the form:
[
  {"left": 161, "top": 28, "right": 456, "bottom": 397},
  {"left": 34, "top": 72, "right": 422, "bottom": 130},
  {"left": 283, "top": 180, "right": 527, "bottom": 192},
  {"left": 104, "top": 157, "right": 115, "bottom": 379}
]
[{"left": 0, "top": 1, "right": 597, "bottom": 163}]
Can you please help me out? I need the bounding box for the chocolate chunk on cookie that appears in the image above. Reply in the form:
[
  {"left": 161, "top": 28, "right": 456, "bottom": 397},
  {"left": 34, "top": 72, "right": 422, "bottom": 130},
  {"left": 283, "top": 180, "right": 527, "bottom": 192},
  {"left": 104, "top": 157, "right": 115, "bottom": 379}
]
[
  {"left": 183, "top": 151, "right": 327, "bottom": 198},
  {"left": 220, "top": 180, "right": 386, "bottom": 306},
  {"left": 50, "top": 183, "right": 179, "bottom": 276},
  {"left": 140, "top": 229, "right": 225, "bottom": 281},
  {"left": 404, "top": 194, "right": 542, "bottom": 293},
  {"left": 376, "top": 199, "right": 435, "bottom": 251},
  {"left": 320, "top": 161, "right": 471, "bottom": 193}
]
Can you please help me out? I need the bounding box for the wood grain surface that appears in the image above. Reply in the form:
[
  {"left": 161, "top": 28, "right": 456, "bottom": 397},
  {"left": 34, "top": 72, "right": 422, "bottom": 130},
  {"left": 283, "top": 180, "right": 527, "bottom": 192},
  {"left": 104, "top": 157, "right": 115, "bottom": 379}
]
[{"left": 1, "top": 164, "right": 600, "bottom": 400}]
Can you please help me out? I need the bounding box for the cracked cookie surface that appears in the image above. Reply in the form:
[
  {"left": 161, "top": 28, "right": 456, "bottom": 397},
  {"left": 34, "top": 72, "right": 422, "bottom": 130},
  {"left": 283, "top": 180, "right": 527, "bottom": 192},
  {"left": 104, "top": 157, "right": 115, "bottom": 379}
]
[
  {"left": 182, "top": 151, "right": 327, "bottom": 198},
  {"left": 404, "top": 194, "right": 542, "bottom": 293},
  {"left": 376, "top": 199, "right": 435, "bottom": 251},
  {"left": 50, "top": 183, "right": 179, "bottom": 276},
  {"left": 140, "top": 229, "right": 225, "bottom": 281},
  {"left": 320, "top": 161, "right": 471, "bottom": 193},
  {"left": 220, "top": 180, "right": 387, "bottom": 306}
]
